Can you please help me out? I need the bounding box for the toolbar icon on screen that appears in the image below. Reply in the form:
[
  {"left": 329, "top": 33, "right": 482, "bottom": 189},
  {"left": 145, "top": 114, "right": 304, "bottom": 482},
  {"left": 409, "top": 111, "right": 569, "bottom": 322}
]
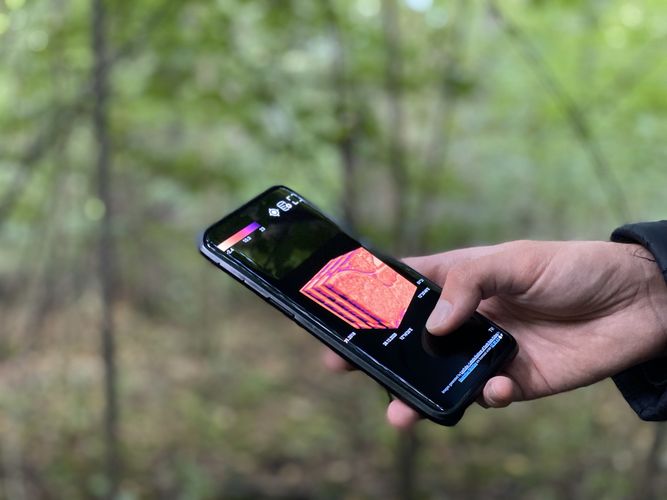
[{"left": 268, "top": 208, "right": 280, "bottom": 217}]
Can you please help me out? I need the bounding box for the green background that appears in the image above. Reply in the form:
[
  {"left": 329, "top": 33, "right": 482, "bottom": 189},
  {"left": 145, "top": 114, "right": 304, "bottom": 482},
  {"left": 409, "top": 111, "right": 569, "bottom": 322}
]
[{"left": 0, "top": 0, "right": 665, "bottom": 498}]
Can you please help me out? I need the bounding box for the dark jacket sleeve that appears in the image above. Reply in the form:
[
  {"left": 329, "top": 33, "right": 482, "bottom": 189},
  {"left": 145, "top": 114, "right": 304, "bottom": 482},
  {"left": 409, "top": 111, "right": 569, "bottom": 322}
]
[{"left": 610, "top": 221, "right": 667, "bottom": 421}]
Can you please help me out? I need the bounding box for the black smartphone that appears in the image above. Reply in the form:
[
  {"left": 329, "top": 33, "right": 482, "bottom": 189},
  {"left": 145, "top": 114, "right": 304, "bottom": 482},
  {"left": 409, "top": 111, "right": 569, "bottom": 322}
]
[{"left": 199, "top": 185, "right": 517, "bottom": 426}]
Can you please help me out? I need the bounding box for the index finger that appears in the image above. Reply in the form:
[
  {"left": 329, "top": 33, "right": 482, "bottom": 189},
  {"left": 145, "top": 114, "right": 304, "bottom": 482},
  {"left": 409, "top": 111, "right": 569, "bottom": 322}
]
[
  {"left": 386, "top": 399, "right": 421, "bottom": 429},
  {"left": 402, "top": 244, "right": 503, "bottom": 285},
  {"left": 322, "top": 348, "right": 355, "bottom": 372}
]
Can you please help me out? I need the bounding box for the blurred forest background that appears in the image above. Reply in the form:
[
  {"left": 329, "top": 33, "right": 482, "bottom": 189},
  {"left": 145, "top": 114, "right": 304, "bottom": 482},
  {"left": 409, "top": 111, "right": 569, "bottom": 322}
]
[{"left": 1, "top": 0, "right": 666, "bottom": 498}]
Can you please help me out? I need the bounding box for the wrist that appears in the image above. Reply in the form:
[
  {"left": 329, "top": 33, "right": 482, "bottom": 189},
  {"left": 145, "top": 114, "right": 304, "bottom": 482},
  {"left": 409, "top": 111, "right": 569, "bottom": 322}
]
[
  {"left": 611, "top": 222, "right": 667, "bottom": 353},
  {"left": 626, "top": 243, "right": 667, "bottom": 353},
  {"left": 648, "top": 275, "right": 667, "bottom": 354},
  {"left": 609, "top": 222, "right": 667, "bottom": 420}
]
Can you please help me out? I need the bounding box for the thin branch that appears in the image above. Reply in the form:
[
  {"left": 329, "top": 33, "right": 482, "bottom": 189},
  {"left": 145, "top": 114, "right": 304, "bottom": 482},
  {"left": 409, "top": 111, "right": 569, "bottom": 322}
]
[
  {"left": 92, "top": 0, "right": 121, "bottom": 496},
  {"left": 381, "top": 0, "right": 410, "bottom": 248},
  {"left": 489, "top": 1, "right": 631, "bottom": 222},
  {"left": 413, "top": 0, "right": 470, "bottom": 250},
  {"left": 0, "top": 104, "right": 83, "bottom": 225},
  {"left": 323, "top": 0, "right": 360, "bottom": 231},
  {"left": 0, "top": 0, "right": 180, "bottom": 227},
  {"left": 594, "top": 33, "right": 667, "bottom": 118}
]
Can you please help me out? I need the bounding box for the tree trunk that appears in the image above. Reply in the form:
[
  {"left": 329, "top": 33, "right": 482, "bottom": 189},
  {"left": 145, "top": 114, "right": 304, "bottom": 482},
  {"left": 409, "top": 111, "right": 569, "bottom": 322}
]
[
  {"left": 635, "top": 423, "right": 666, "bottom": 500},
  {"left": 324, "top": 0, "right": 359, "bottom": 232},
  {"left": 380, "top": 3, "right": 421, "bottom": 499},
  {"left": 91, "top": 0, "right": 121, "bottom": 497},
  {"left": 381, "top": 0, "right": 409, "bottom": 249}
]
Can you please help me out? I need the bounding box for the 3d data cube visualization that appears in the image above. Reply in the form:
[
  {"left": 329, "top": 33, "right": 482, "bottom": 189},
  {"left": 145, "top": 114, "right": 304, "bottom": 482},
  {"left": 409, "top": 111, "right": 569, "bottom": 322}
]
[{"left": 300, "top": 247, "right": 416, "bottom": 329}]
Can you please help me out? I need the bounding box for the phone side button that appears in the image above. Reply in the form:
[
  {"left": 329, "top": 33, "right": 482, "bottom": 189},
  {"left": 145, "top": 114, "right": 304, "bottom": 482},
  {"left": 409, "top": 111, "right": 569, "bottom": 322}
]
[
  {"left": 267, "top": 298, "right": 295, "bottom": 319},
  {"left": 243, "top": 279, "right": 269, "bottom": 298}
]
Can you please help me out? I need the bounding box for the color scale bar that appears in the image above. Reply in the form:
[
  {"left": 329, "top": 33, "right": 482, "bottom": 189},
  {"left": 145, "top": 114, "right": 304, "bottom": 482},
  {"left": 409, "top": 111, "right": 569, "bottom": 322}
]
[{"left": 217, "top": 221, "right": 260, "bottom": 252}]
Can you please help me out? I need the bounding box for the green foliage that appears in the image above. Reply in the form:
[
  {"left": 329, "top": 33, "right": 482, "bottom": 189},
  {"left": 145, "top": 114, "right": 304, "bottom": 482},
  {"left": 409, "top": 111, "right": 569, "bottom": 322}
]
[{"left": 0, "top": 0, "right": 666, "bottom": 498}]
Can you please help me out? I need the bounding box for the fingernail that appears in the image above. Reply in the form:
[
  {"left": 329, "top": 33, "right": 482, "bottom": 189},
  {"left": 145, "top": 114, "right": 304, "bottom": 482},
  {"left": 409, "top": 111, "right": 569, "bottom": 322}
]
[{"left": 426, "top": 300, "right": 452, "bottom": 332}]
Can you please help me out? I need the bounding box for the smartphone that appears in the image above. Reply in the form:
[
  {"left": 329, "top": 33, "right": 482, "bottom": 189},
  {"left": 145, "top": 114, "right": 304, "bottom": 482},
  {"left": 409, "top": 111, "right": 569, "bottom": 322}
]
[{"left": 199, "top": 186, "right": 517, "bottom": 426}]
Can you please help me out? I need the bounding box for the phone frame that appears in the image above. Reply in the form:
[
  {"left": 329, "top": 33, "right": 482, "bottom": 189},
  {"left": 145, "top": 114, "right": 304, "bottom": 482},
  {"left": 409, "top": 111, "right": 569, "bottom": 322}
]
[{"left": 198, "top": 185, "right": 517, "bottom": 426}]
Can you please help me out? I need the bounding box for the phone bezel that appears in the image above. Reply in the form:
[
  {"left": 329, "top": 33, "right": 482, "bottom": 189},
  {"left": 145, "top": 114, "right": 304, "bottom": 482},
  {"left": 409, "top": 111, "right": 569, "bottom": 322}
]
[{"left": 198, "top": 185, "right": 518, "bottom": 426}]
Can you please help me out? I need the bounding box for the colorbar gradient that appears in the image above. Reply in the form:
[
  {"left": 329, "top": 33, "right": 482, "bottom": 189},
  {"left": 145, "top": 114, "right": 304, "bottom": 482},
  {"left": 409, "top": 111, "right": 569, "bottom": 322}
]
[{"left": 217, "top": 221, "right": 260, "bottom": 251}]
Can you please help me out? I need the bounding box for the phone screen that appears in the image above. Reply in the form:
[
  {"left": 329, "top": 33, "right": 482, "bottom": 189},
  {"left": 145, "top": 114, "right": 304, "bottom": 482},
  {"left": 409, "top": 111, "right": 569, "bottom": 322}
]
[{"left": 204, "top": 187, "right": 515, "bottom": 412}]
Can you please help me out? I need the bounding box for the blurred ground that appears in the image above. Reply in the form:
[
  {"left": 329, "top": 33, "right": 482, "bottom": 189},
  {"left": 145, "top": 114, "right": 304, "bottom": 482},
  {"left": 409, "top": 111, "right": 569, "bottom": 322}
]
[{"left": 0, "top": 296, "right": 662, "bottom": 498}]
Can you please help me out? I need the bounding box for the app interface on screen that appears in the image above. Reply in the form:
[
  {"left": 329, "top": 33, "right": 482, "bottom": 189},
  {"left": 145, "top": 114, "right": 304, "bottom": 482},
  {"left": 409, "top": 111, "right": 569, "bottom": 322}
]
[{"left": 208, "top": 187, "right": 509, "bottom": 410}]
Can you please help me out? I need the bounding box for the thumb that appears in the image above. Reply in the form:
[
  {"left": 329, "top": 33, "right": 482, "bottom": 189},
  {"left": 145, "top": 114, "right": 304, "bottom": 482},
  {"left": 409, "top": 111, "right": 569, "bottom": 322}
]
[{"left": 426, "top": 246, "right": 538, "bottom": 335}]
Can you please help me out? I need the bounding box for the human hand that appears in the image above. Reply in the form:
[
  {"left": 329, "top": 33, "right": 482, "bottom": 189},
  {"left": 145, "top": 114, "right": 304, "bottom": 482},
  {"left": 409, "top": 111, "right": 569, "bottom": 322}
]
[{"left": 324, "top": 241, "right": 667, "bottom": 428}]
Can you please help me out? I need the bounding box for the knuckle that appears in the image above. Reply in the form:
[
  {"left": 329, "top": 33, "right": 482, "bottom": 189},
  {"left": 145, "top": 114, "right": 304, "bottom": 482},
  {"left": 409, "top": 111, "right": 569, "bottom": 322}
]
[
  {"left": 504, "top": 239, "right": 533, "bottom": 251},
  {"left": 446, "top": 262, "right": 474, "bottom": 286}
]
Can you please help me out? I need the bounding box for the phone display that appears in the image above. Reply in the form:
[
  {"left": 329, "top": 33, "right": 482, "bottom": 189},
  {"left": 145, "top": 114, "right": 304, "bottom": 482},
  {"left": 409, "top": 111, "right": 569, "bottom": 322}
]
[{"left": 200, "top": 186, "right": 517, "bottom": 425}]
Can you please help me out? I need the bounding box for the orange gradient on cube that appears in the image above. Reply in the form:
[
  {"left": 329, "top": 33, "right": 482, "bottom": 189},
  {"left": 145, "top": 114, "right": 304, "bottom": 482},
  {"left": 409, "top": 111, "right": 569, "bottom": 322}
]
[{"left": 300, "top": 247, "right": 416, "bottom": 329}]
